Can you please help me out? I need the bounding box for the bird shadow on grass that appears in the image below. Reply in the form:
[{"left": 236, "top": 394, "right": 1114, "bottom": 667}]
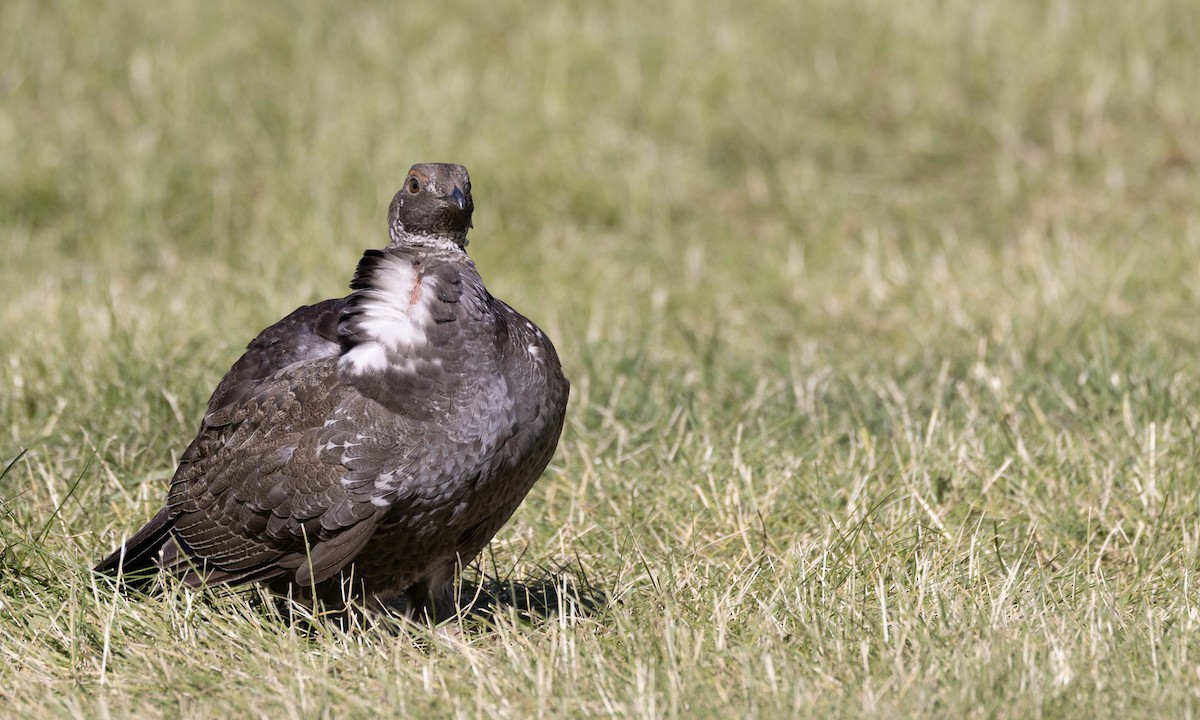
[
  {"left": 338, "top": 558, "right": 611, "bottom": 638},
  {"left": 450, "top": 559, "right": 609, "bottom": 624},
  {"left": 239, "top": 556, "right": 610, "bottom": 639}
]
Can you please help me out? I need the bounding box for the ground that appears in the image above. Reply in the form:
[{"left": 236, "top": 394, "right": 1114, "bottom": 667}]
[{"left": 2, "top": 1, "right": 1200, "bottom": 717}]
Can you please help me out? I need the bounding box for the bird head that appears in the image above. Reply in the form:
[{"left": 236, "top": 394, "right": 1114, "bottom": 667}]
[{"left": 387, "top": 163, "right": 474, "bottom": 248}]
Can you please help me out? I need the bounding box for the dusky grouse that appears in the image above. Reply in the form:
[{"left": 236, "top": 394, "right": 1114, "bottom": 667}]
[{"left": 96, "top": 163, "right": 569, "bottom": 618}]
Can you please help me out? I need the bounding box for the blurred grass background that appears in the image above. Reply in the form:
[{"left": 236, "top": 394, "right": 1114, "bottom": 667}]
[{"left": 3, "top": 0, "right": 1200, "bottom": 716}]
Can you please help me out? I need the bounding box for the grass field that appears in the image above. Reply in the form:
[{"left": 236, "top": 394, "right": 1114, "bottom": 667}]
[{"left": 4, "top": 0, "right": 1200, "bottom": 716}]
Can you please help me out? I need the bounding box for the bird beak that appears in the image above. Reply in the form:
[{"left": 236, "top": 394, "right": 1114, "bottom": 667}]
[{"left": 450, "top": 186, "right": 468, "bottom": 211}]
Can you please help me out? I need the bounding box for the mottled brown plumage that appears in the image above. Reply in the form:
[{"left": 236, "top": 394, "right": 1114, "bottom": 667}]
[{"left": 96, "top": 164, "right": 569, "bottom": 618}]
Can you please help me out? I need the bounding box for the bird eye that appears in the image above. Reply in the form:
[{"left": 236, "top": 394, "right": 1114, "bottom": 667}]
[{"left": 407, "top": 177, "right": 420, "bottom": 194}]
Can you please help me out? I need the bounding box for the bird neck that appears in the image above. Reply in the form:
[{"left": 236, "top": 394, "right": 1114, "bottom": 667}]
[{"left": 387, "top": 230, "right": 470, "bottom": 251}]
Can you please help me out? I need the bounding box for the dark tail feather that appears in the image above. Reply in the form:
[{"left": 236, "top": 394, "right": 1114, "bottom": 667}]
[{"left": 94, "top": 507, "right": 174, "bottom": 587}]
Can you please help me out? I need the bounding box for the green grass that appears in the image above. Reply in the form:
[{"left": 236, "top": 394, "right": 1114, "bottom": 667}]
[{"left": 4, "top": 0, "right": 1200, "bottom": 716}]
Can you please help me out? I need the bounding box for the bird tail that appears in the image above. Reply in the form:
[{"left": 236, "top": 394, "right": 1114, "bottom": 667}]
[{"left": 94, "top": 506, "right": 174, "bottom": 587}]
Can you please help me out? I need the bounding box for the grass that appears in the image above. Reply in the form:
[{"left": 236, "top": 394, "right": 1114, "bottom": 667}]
[{"left": 3, "top": 0, "right": 1200, "bottom": 716}]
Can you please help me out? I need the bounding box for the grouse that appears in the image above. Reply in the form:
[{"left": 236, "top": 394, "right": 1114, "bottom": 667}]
[{"left": 96, "top": 163, "right": 570, "bottom": 619}]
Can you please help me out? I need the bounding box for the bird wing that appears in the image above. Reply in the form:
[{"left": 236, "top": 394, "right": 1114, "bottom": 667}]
[{"left": 164, "top": 357, "right": 395, "bottom": 588}]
